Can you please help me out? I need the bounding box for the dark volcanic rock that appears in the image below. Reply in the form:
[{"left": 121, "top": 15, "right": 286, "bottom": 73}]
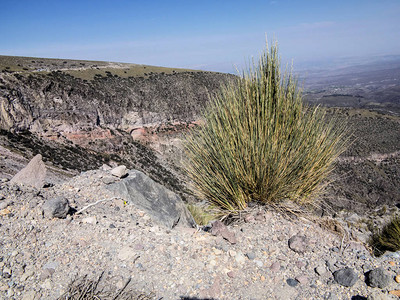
[
  {"left": 107, "top": 169, "right": 195, "bottom": 229},
  {"left": 42, "top": 197, "right": 70, "bottom": 219},
  {"left": 333, "top": 267, "right": 358, "bottom": 287},
  {"left": 366, "top": 268, "right": 391, "bottom": 288}
]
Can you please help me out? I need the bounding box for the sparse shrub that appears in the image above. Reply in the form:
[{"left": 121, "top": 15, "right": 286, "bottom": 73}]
[
  {"left": 187, "top": 204, "right": 216, "bottom": 226},
  {"left": 370, "top": 217, "right": 400, "bottom": 256},
  {"left": 183, "top": 42, "right": 348, "bottom": 216}
]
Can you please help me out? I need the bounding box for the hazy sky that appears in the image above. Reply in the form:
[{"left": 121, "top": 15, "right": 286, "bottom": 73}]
[{"left": 1, "top": 0, "right": 399, "bottom": 73}]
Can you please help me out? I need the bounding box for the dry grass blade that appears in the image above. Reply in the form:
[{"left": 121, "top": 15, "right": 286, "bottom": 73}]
[
  {"left": 370, "top": 216, "right": 400, "bottom": 256},
  {"left": 57, "top": 272, "right": 156, "bottom": 300}
]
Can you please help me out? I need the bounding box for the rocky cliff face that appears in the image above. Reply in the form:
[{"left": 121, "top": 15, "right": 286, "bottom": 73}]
[
  {"left": 0, "top": 67, "right": 233, "bottom": 135},
  {"left": 0, "top": 56, "right": 235, "bottom": 198}
]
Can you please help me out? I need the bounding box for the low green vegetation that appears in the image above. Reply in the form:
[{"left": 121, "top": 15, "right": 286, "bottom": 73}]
[
  {"left": 370, "top": 217, "right": 400, "bottom": 256},
  {"left": 184, "top": 42, "right": 349, "bottom": 216},
  {"left": 187, "top": 204, "right": 216, "bottom": 226}
]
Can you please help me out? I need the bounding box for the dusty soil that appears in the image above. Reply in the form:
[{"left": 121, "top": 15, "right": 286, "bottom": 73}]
[{"left": 1, "top": 168, "right": 400, "bottom": 300}]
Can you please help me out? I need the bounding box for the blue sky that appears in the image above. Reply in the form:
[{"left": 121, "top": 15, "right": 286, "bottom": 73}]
[{"left": 1, "top": 0, "right": 399, "bottom": 73}]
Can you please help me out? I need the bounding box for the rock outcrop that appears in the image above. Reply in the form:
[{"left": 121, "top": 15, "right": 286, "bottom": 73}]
[
  {"left": 10, "top": 154, "right": 46, "bottom": 189},
  {"left": 107, "top": 169, "right": 196, "bottom": 229}
]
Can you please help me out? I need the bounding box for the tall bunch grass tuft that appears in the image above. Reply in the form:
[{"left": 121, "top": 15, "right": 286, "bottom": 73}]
[
  {"left": 370, "top": 217, "right": 400, "bottom": 256},
  {"left": 184, "top": 42, "right": 348, "bottom": 215}
]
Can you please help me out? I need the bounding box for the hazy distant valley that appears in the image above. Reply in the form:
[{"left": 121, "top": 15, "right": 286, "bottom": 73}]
[
  {"left": 301, "top": 55, "right": 400, "bottom": 115},
  {"left": 0, "top": 55, "right": 399, "bottom": 215}
]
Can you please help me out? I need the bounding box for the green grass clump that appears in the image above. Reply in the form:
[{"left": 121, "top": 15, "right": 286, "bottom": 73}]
[
  {"left": 370, "top": 217, "right": 400, "bottom": 256},
  {"left": 183, "top": 42, "right": 348, "bottom": 216},
  {"left": 187, "top": 204, "right": 216, "bottom": 226}
]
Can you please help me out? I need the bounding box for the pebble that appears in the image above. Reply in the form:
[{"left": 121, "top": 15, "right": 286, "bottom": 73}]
[
  {"left": 270, "top": 262, "right": 280, "bottom": 272},
  {"left": 286, "top": 278, "right": 299, "bottom": 287},
  {"left": 295, "top": 275, "right": 308, "bottom": 284},
  {"left": 235, "top": 252, "right": 246, "bottom": 264},
  {"left": 246, "top": 252, "right": 256, "bottom": 260},
  {"left": 315, "top": 265, "right": 327, "bottom": 276},
  {"left": 367, "top": 268, "right": 391, "bottom": 288},
  {"left": 22, "top": 290, "right": 37, "bottom": 300},
  {"left": 20, "top": 270, "right": 34, "bottom": 282},
  {"left": 0, "top": 167, "right": 398, "bottom": 300},
  {"left": 227, "top": 271, "right": 236, "bottom": 278},
  {"left": 288, "top": 234, "right": 309, "bottom": 253},
  {"left": 254, "top": 260, "right": 263, "bottom": 267},
  {"left": 395, "top": 275, "right": 400, "bottom": 283},
  {"left": 82, "top": 216, "right": 97, "bottom": 224},
  {"left": 333, "top": 268, "right": 358, "bottom": 287}
]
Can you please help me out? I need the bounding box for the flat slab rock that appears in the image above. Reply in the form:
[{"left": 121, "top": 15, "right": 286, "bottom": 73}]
[{"left": 107, "top": 169, "right": 195, "bottom": 229}]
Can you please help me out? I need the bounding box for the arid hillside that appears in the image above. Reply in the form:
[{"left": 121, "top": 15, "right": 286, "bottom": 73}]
[{"left": 0, "top": 55, "right": 399, "bottom": 214}]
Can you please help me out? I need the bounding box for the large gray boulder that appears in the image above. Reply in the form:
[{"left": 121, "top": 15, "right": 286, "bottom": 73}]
[
  {"left": 10, "top": 154, "right": 46, "bottom": 189},
  {"left": 107, "top": 170, "right": 195, "bottom": 229}
]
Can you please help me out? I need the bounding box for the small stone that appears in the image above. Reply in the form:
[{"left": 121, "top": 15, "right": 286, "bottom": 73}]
[
  {"left": 40, "top": 268, "right": 54, "bottom": 281},
  {"left": 389, "top": 261, "right": 396, "bottom": 266},
  {"left": 42, "top": 197, "right": 70, "bottom": 219},
  {"left": 135, "top": 263, "right": 144, "bottom": 270},
  {"left": 395, "top": 275, "right": 400, "bottom": 283},
  {"left": 235, "top": 252, "right": 246, "bottom": 264},
  {"left": 286, "top": 278, "right": 299, "bottom": 287},
  {"left": 288, "top": 235, "right": 309, "bottom": 253},
  {"left": 367, "top": 268, "right": 391, "bottom": 288},
  {"left": 228, "top": 250, "right": 236, "bottom": 257},
  {"left": 246, "top": 252, "right": 256, "bottom": 260},
  {"left": 368, "top": 290, "right": 391, "bottom": 300},
  {"left": 254, "top": 260, "right": 263, "bottom": 267},
  {"left": 82, "top": 216, "right": 97, "bottom": 224},
  {"left": 111, "top": 165, "right": 128, "bottom": 178},
  {"left": 20, "top": 270, "right": 34, "bottom": 282},
  {"left": 101, "top": 164, "right": 112, "bottom": 171},
  {"left": 260, "top": 275, "right": 265, "bottom": 281},
  {"left": 270, "top": 262, "right": 280, "bottom": 272},
  {"left": 227, "top": 271, "right": 236, "bottom": 278},
  {"left": 244, "top": 214, "right": 255, "bottom": 223},
  {"left": 3, "top": 267, "right": 12, "bottom": 278},
  {"left": 315, "top": 265, "right": 327, "bottom": 276},
  {"left": 333, "top": 267, "right": 358, "bottom": 287},
  {"left": 22, "top": 290, "right": 36, "bottom": 300},
  {"left": 295, "top": 275, "right": 308, "bottom": 284},
  {"left": 296, "top": 261, "right": 306, "bottom": 269},
  {"left": 118, "top": 246, "right": 137, "bottom": 261},
  {"left": 102, "top": 177, "right": 116, "bottom": 184},
  {"left": 390, "top": 290, "right": 400, "bottom": 297},
  {"left": 0, "top": 201, "right": 10, "bottom": 210},
  {"left": 41, "top": 279, "right": 52, "bottom": 289},
  {"left": 213, "top": 248, "right": 222, "bottom": 255},
  {"left": 325, "top": 292, "right": 339, "bottom": 300},
  {"left": 210, "top": 221, "right": 237, "bottom": 244}
]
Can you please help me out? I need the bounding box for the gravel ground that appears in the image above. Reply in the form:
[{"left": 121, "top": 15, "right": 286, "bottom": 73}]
[{"left": 1, "top": 168, "right": 400, "bottom": 300}]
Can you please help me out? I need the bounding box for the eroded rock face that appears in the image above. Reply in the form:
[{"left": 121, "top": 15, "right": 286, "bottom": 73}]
[{"left": 0, "top": 70, "right": 234, "bottom": 135}]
